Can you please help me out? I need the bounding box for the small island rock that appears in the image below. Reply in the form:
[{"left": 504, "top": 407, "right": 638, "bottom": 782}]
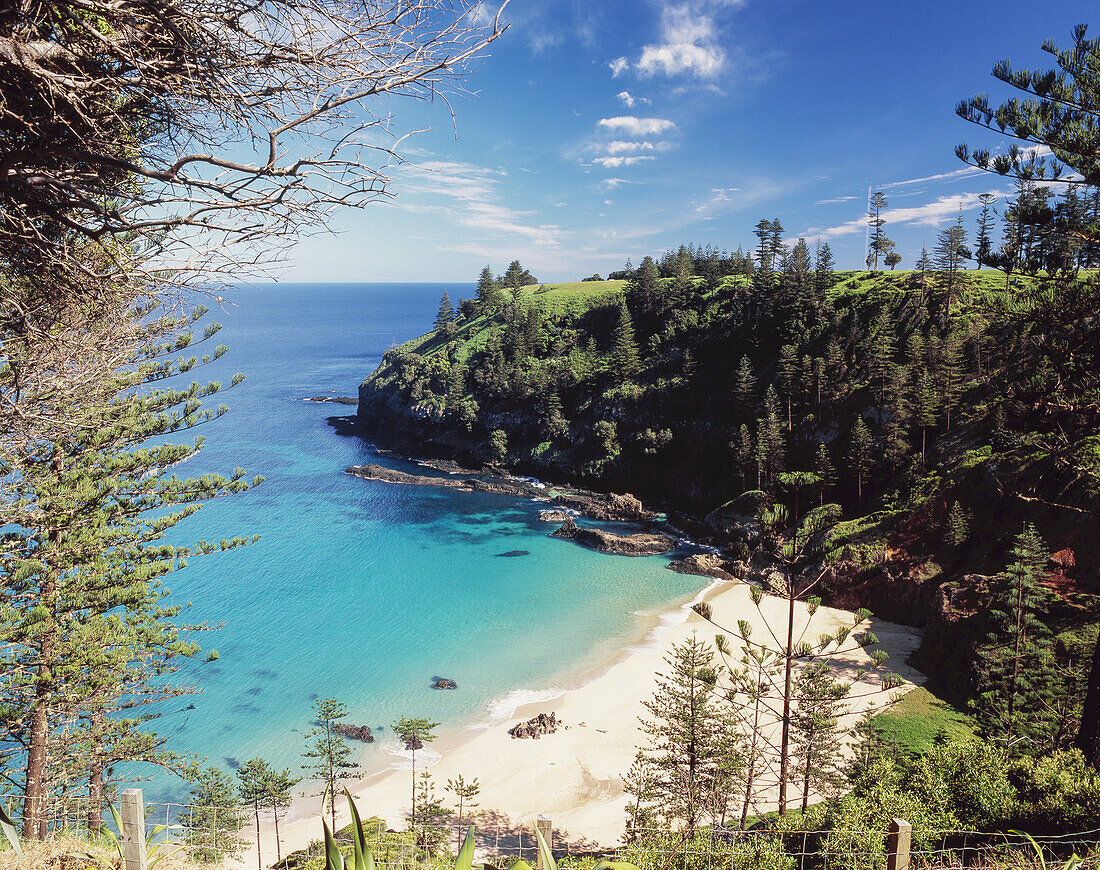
[
  {"left": 432, "top": 677, "right": 458, "bottom": 690},
  {"left": 333, "top": 723, "right": 374, "bottom": 743}
]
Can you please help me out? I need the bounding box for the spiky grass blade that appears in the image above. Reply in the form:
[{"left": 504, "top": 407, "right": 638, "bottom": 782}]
[
  {"left": 454, "top": 826, "right": 476, "bottom": 870},
  {"left": 0, "top": 802, "right": 22, "bottom": 857},
  {"left": 534, "top": 823, "right": 556, "bottom": 870}
]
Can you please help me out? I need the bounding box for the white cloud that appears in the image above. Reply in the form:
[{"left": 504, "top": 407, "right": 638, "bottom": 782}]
[
  {"left": 609, "top": 56, "right": 629, "bottom": 77},
  {"left": 597, "top": 116, "right": 675, "bottom": 136},
  {"left": 816, "top": 195, "right": 859, "bottom": 204},
  {"left": 607, "top": 140, "right": 655, "bottom": 154},
  {"left": 599, "top": 178, "right": 631, "bottom": 189},
  {"left": 637, "top": 4, "right": 725, "bottom": 78},
  {"left": 617, "top": 90, "right": 636, "bottom": 108},
  {"left": 594, "top": 156, "right": 655, "bottom": 168}
]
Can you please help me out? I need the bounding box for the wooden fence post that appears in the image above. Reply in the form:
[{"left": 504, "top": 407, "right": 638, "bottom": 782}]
[
  {"left": 120, "top": 789, "right": 147, "bottom": 870},
  {"left": 886, "top": 818, "right": 911, "bottom": 870},
  {"left": 535, "top": 817, "right": 552, "bottom": 870}
]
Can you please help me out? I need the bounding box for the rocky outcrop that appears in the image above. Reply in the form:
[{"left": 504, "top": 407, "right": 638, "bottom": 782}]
[
  {"left": 432, "top": 677, "right": 458, "bottom": 690},
  {"left": 667, "top": 553, "right": 746, "bottom": 582},
  {"left": 509, "top": 712, "right": 560, "bottom": 739},
  {"left": 306, "top": 395, "right": 358, "bottom": 404},
  {"left": 333, "top": 723, "right": 374, "bottom": 743},
  {"left": 552, "top": 490, "right": 653, "bottom": 522},
  {"left": 538, "top": 510, "right": 572, "bottom": 523},
  {"left": 703, "top": 492, "right": 768, "bottom": 549},
  {"left": 347, "top": 463, "right": 656, "bottom": 523},
  {"left": 551, "top": 517, "right": 676, "bottom": 556},
  {"left": 345, "top": 464, "right": 534, "bottom": 496}
]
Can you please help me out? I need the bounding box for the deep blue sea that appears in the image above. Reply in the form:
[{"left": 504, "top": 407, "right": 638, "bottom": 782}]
[{"left": 149, "top": 283, "right": 703, "bottom": 803}]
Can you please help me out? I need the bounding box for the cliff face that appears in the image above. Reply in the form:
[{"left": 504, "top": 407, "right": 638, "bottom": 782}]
[{"left": 356, "top": 270, "right": 1100, "bottom": 707}]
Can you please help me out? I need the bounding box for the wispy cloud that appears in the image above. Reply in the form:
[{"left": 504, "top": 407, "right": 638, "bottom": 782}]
[
  {"left": 593, "top": 155, "right": 655, "bottom": 168},
  {"left": 597, "top": 116, "right": 675, "bottom": 136},
  {"left": 599, "top": 177, "right": 632, "bottom": 189},
  {"left": 609, "top": 56, "right": 629, "bottom": 77},
  {"left": 607, "top": 140, "right": 655, "bottom": 154},
  {"left": 396, "top": 160, "right": 563, "bottom": 248},
  {"left": 881, "top": 167, "right": 984, "bottom": 188},
  {"left": 816, "top": 195, "right": 859, "bottom": 204},
  {"left": 803, "top": 192, "right": 1002, "bottom": 240}
]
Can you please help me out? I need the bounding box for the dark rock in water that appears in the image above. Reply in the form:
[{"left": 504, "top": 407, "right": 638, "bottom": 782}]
[
  {"left": 333, "top": 723, "right": 374, "bottom": 743},
  {"left": 225, "top": 757, "right": 240, "bottom": 769},
  {"left": 538, "top": 510, "right": 571, "bottom": 523},
  {"left": 305, "top": 395, "right": 359, "bottom": 405},
  {"left": 551, "top": 517, "right": 676, "bottom": 556},
  {"left": 509, "top": 712, "right": 560, "bottom": 739},
  {"left": 247, "top": 686, "right": 263, "bottom": 696},
  {"left": 495, "top": 550, "right": 530, "bottom": 557},
  {"left": 432, "top": 677, "right": 458, "bottom": 690},
  {"left": 402, "top": 735, "right": 424, "bottom": 751}
]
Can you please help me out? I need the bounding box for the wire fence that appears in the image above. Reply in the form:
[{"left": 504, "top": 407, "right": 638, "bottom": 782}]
[{"left": 5, "top": 793, "right": 1100, "bottom": 870}]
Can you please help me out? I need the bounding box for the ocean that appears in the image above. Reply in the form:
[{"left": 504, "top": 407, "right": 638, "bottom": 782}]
[{"left": 147, "top": 283, "right": 704, "bottom": 803}]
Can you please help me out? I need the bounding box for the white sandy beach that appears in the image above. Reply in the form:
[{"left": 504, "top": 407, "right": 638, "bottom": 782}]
[{"left": 235, "top": 576, "right": 925, "bottom": 867}]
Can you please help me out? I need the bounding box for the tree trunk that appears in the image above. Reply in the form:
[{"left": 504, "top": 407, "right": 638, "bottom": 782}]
[
  {"left": 1076, "top": 633, "right": 1100, "bottom": 767},
  {"left": 23, "top": 458, "right": 63, "bottom": 840},
  {"left": 254, "top": 799, "right": 261, "bottom": 870},
  {"left": 22, "top": 675, "right": 51, "bottom": 839},
  {"left": 88, "top": 759, "right": 104, "bottom": 832},
  {"left": 777, "top": 587, "right": 796, "bottom": 816},
  {"left": 272, "top": 798, "right": 282, "bottom": 866}
]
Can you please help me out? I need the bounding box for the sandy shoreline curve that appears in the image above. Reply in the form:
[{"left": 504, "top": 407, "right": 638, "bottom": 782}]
[{"left": 230, "top": 574, "right": 924, "bottom": 868}]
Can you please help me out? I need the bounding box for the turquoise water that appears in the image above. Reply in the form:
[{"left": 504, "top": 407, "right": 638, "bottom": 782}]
[{"left": 149, "top": 283, "right": 703, "bottom": 802}]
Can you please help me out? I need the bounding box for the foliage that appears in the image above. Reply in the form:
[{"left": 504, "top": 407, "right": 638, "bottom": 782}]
[
  {"left": 184, "top": 766, "right": 244, "bottom": 862},
  {"left": 302, "top": 699, "right": 360, "bottom": 833}
]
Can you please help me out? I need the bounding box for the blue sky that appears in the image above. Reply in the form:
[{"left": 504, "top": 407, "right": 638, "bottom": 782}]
[{"left": 285, "top": 0, "right": 1097, "bottom": 283}]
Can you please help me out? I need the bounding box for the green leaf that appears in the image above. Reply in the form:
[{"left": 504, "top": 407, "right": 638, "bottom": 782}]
[
  {"left": 534, "top": 823, "right": 556, "bottom": 870},
  {"left": 454, "top": 825, "right": 476, "bottom": 870},
  {"left": 510, "top": 862, "right": 536, "bottom": 870},
  {"left": 323, "top": 819, "right": 345, "bottom": 870},
  {"left": 344, "top": 789, "right": 374, "bottom": 870},
  {"left": 0, "top": 801, "right": 22, "bottom": 857}
]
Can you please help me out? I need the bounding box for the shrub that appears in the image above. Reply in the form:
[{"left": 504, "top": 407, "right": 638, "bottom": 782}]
[{"left": 1009, "top": 749, "right": 1100, "bottom": 833}]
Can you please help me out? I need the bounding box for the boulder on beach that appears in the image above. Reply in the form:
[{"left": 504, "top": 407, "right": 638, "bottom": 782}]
[
  {"left": 333, "top": 723, "right": 374, "bottom": 743},
  {"left": 432, "top": 677, "right": 458, "bottom": 690},
  {"left": 509, "top": 712, "right": 560, "bottom": 739}
]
